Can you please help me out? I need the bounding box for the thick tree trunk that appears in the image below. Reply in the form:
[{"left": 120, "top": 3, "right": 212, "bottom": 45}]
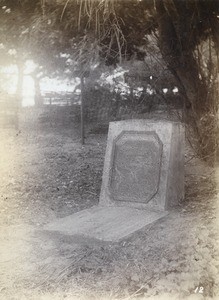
[{"left": 155, "top": 0, "right": 217, "bottom": 164}]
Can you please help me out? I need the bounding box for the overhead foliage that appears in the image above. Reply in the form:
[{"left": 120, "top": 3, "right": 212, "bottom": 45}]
[
  {"left": 24, "top": 0, "right": 156, "bottom": 68},
  {"left": 1, "top": 0, "right": 219, "bottom": 161},
  {"left": 38, "top": 0, "right": 219, "bottom": 161}
]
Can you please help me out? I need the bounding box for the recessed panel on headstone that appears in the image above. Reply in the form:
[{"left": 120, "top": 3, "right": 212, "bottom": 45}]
[
  {"left": 100, "top": 119, "right": 184, "bottom": 210},
  {"left": 110, "top": 131, "right": 162, "bottom": 203}
]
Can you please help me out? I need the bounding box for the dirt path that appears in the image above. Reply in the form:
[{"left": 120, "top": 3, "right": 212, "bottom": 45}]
[{"left": 0, "top": 110, "right": 219, "bottom": 300}]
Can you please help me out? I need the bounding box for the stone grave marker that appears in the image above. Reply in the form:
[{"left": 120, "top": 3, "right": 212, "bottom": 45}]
[
  {"left": 100, "top": 119, "right": 184, "bottom": 210},
  {"left": 44, "top": 119, "right": 184, "bottom": 242}
]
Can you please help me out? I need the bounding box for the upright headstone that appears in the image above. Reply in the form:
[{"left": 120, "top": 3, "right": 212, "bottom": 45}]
[
  {"left": 44, "top": 119, "right": 184, "bottom": 242},
  {"left": 100, "top": 119, "right": 184, "bottom": 210}
]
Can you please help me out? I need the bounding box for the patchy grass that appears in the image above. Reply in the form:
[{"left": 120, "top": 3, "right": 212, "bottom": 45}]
[{"left": 0, "top": 108, "right": 219, "bottom": 300}]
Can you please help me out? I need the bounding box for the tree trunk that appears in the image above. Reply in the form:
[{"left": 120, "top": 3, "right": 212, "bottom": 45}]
[
  {"left": 16, "top": 61, "right": 24, "bottom": 108},
  {"left": 33, "top": 74, "right": 43, "bottom": 107},
  {"left": 80, "top": 76, "right": 85, "bottom": 145},
  {"left": 155, "top": 0, "right": 218, "bottom": 164}
]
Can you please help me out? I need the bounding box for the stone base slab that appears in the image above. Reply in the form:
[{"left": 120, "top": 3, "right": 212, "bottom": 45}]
[{"left": 43, "top": 206, "right": 168, "bottom": 242}]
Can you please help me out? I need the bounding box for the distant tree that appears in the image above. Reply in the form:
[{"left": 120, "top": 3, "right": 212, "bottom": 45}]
[
  {"left": 1, "top": 0, "right": 218, "bottom": 161},
  {"left": 0, "top": 0, "right": 74, "bottom": 105},
  {"left": 0, "top": 0, "right": 40, "bottom": 104},
  {"left": 32, "top": 0, "right": 219, "bottom": 162}
]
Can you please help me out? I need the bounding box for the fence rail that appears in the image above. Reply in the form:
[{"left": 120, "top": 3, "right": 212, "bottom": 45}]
[{"left": 43, "top": 92, "right": 80, "bottom": 106}]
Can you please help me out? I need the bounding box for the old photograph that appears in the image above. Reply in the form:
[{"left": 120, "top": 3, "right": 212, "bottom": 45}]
[{"left": 0, "top": 1, "right": 219, "bottom": 299}]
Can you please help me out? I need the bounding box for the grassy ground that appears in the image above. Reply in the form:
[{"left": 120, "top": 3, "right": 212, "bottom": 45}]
[{"left": 0, "top": 107, "right": 219, "bottom": 300}]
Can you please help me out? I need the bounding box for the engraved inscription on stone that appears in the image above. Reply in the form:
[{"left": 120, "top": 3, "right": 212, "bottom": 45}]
[{"left": 110, "top": 131, "right": 162, "bottom": 203}]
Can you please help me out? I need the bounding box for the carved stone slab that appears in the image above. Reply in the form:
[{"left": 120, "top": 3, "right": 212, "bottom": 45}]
[
  {"left": 110, "top": 131, "right": 162, "bottom": 203},
  {"left": 100, "top": 119, "right": 184, "bottom": 210}
]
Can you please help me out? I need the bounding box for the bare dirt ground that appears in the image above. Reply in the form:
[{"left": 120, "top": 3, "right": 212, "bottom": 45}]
[{"left": 0, "top": 107, "right": 219, "bottom": 300}]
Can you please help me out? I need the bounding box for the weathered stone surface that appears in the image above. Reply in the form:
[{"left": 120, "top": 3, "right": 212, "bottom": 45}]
[
  {"left": 100, "top": 119, "right": 184, "bottom": 210},
  {"left": 44, "top": 206, "right": 168, "bottom": 242},
  {"left": 110, "top": 131, "right": 162, "bottom": 203}
]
